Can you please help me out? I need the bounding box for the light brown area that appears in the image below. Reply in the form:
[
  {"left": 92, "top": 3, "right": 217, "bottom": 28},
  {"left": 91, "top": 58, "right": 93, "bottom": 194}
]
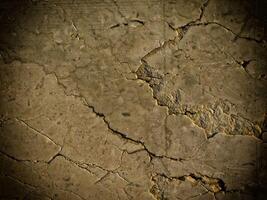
[{"left": 0, "top": 0, "right": 266, "bottom": 199}]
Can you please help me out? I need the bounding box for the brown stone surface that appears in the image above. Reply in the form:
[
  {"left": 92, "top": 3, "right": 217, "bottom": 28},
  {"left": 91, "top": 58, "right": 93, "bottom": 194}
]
[{"left": 0, "top": 0, "right": 266, "bottom": 199}]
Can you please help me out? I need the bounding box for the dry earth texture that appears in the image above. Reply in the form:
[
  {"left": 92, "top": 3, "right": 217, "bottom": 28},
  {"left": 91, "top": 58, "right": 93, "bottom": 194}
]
[{"left": 0, "top": 0, "right": 267, "bottom": 199}]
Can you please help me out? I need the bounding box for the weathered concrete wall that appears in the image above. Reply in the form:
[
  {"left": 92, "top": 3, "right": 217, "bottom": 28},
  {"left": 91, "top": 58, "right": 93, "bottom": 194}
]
[{"left": 0, "top": 0, "right": 266, "bottom": 199}]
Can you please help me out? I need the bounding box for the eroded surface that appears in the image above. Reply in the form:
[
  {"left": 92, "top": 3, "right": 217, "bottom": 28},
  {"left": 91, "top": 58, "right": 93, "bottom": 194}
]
[{"left": 0, "top": 0, "right": 266, "bottom": 199}]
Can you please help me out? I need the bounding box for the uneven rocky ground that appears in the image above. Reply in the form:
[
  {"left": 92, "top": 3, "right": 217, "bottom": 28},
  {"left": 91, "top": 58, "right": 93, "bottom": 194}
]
[{"left": 0, "top": 0, "right": 267, "bottom": 199}]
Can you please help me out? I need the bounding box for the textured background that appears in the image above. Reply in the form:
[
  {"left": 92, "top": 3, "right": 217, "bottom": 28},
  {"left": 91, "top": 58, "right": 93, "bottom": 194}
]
[{"left": 0, "top": 0, "right": 266, "bottom": 199}]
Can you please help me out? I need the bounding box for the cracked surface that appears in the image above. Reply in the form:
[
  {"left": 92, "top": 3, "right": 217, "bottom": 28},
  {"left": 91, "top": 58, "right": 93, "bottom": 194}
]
[{"left": 0, "top": 0, "right": 266, "bottom": 199}]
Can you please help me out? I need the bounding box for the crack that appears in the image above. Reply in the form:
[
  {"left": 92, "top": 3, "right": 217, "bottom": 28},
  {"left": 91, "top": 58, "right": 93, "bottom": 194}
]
[
  {"left": 199, "top": 0, "right": 210, "bottom": 22},
  {"left": 190, "top": 21, "right": 265, "bottom": 43},
  {"left": 141, "top": 38, "right": 177, "bottom": 63},
  {"left": 48, "top": 153, "right": 103, "bottom": 175},
  {"left": 111, "top": 0, "right": 126, "bottom": 21},
  {"left": 240, "top": 60, "right": 252, "bottom": 70},
  {"left": 166, "top": 13, "right": 265, "bottom": 45},
  {"left": 110, "top": 23, "right": 120, "bottom": 29},
  {"left": 177, "top": 0, "right": 210, "bottom": 30},
  {"left": 81, "top": 98, "right": 181, "bottom": 162},
  {"left": 236, "top": 59, "right": 266, "bottom": 80},
  {"left": 134, "top": 62, "right": 211, "bottom": 137},
  {"left": 238, "top": 59, "right": 258, "bottom": 79},
  {"left": 171, "top": 0, "right": 265, "bottom": 44},
  {"left": 205, "top": 35, "right": 262, "bottom": 80},
  {"left": 1, "top": 56, "right": 77, "bottom": 98},
  {"left": 0, "top": 119, "right": 63, "bottom": 164},
  {"left": 124, "top": 148, "right": 145, "bottom": 155},
  {"left": 2, "top": 58, "right": 185, "bottom": 164},
  {"left": 152, "top": 172, "right": 227, "bottom": 194},
  {"left": 93, "top": 170, "right": 132, "bottom": 186},
  {"left": 14, "top": 117, "right": 63, "bottom": 163},
  {"left": 0, "top": 148, "right": 62, "bottom": 165},
  {"left": 161, "top": 0, "right": 210, "bottom": 40},
  {"left": 94, "top": 172, "right": 110, "bottom": 184},
  {"left": 132, "top": 20, "right": 263, "bottom": 138},
  {"left": 109, "top": 19, "right": 145, "bottom": 29},
  {"left": 116, "top": 172, "right": 133, "bottom": 185},
  {"left": 207, "top": 132, "right": 219, "bottom": 139},
  {"left": 0, "top": 2, "right": 264, "bottom": 198},
  {"left": 188, "top": 173, "right": 226, "bottom": 193},
  {"left": 205, "top": 37, "right": 260, "bottom": 80},
  {"left": 14, "top": 118, "right": 61, "bottom": 147},
  {"left": 135, "top": 58, "right": 263, "bottom": 139},
  {"left": 128, "top": 19, "right": 145, "bottom": 25},
  {"left": 50, "top": 153, "right": 125, "bottom": 178},
  {"left": 0, "top": 150, "right": 36, "bottom": 163},
  {"left": 50, "top": 153, "right": 135, "bottom": 188},
  {"left": 109, "top": 140, "right": 145, "bottom": 155},
  {"left": 233, "top": 14, "right": 250, "bottom": 42}
]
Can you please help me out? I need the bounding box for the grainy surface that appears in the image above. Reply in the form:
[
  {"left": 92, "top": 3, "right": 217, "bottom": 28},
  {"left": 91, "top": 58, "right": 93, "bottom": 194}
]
[{"left": 0, "top": 0, "right": 266, "bottom": 199}]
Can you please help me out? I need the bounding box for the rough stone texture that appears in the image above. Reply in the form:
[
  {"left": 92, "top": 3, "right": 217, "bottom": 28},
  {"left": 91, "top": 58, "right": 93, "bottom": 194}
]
[{"left": 0, "top": 0, "right": 266, "bottom": 199}]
